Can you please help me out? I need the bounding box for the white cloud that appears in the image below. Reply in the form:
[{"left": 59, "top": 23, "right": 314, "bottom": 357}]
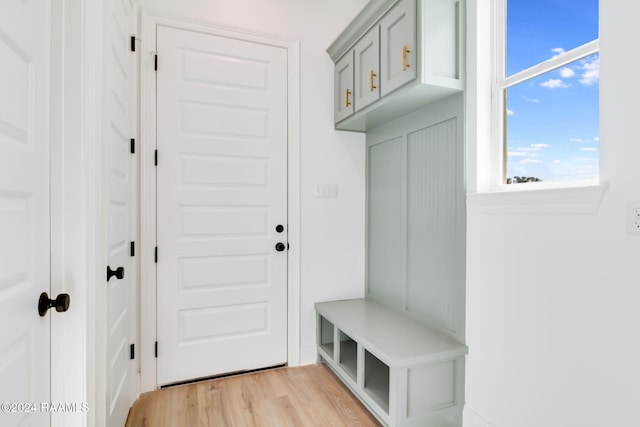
[
  {"left": 530, "top": 143, "right": 550, "bottom": 148},
  {"left": 508, "top": 151, "right": 529, "bottom": 157},
  {"left": 570, "top": 138, "right": 587, "bottom": 143},
  {"left": 520, "top": 159, "right": 543, "bottom": 165},
  {"left": 540, "top": 79, "right": 570, "bottom": 89},
  {"left": 552, "top": 160, "right": 561, "bottom": 164},
  {"left": 522, "top": 96, "right": 540, "bottom": 103},
  {"left": 581, "top": 147, "right": 598, "bottom": 151},
  {"left": 559, "top": 67, "right": 575, "bottom": 78},
  {"left": 579, "top": 57, "right": 599, "bottom": 85},
  {"left": 551, "top": 47, "right": 566, "bottom": 58},
  {"left": 571, "top": 137, "right": 599, "bottom": 144},
  {"left": 506, "top": 109, "right": 514, "bottom": 116}
]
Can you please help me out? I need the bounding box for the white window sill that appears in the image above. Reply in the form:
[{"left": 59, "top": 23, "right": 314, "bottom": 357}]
[{"left": 466, "top": 182, "right": 608, "bottom": 215}]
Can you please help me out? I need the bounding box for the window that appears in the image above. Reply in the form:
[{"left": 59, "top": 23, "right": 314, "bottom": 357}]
[{"left": 495, "top": 0, "right": 599, "bottom": 186}]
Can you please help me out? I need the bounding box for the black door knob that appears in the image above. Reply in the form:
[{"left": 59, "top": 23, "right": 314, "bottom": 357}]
[
  {"left": 107, "top": 266, "right": 125, "bottom": 281},
  {"left": 275, "top": 224, "right": 284, "bottom": 233},
  {"left": 38, "top": 292, "right": 71, "bottom": 317},
  {"left": 275, "top": 242, "right": 286, "bottom": 252}
]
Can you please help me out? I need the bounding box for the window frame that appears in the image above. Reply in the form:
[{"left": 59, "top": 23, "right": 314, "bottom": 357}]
[{"left": 491, "top": 0, "right": 600, "bottom": 191}]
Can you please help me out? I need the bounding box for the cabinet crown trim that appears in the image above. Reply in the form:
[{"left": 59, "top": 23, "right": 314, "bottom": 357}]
[{"left": 327, "top": 0, "right": 399, "bottom": 62}]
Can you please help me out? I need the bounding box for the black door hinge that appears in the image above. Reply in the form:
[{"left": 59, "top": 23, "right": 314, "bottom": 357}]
[
  {"left": 130, "top": 343, "right": 135, "bottom": 360},
  {"left": 130, "top": 241, "right": 135, "bottom": 257},
  {"left": 154, "top": 150, "right": 158, "bottom": 166},
  {"left": 130, "top": 35, "right": 136, "bottom": 52},
  {"left": 154, "top": 247, "right": 158, "bottom": 263},
  {"left": 154, "top": 54, "right": 158, "bottom": 71},
  {"left": 130, "top": 138, "right": 135, "bottom": 154},
  {"left": 154, "top": 341, "right": 158, "bottom": 358}
]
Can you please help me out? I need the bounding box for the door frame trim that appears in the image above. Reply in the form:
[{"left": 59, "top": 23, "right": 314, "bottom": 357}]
[
  {"left": 50, "top": 0, "right": 106, "bottom": 425},
  {"left": 139, "top": 11, "right": 302, "bottom": 392}
]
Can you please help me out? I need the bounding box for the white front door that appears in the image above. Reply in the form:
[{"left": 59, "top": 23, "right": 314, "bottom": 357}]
[
  {"left": 0, "top": 1, "right": 51, "bottom": 426},
  {"left": 105, "top": 0, "right": 137, "bottom": 425},
  {"left": 156, "top": 26, "right": 289, "bottom": 386}
]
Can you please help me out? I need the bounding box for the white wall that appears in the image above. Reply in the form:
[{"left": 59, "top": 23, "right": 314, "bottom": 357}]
[
  {"left": 135, "top": 0, "right": 368, "bottom": 364},
  {"left": 465, "top": 1, "right": 640, "bottom": 426}
]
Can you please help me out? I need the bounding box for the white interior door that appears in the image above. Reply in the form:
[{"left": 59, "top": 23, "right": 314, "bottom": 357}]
[
  {"left": 105, "top": 0, "right": 137, "bottom": 425},
  {"left": 0, "top": 1, "right": 51, "bottom": 426},
  {"left": 156, "top": 26, "right": 288, "bottom": 386}
]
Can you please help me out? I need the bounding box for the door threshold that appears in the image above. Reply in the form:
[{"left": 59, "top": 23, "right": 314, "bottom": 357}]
[{"left": 160, "top": 364, "right": 287, "bottom": 388}]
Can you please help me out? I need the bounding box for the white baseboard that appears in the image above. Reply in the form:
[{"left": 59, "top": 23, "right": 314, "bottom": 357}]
[
  {"left": 298, "top": 344, "right": 318, "bottom": 365},
  {"left": 136, "top": 372, "right": 142, "bottom": 399},
  {"left": 463, "top": 406, "right": 495, "bottom": 427}
]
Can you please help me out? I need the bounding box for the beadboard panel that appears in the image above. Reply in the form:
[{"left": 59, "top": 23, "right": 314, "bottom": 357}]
[
  {"left": 406, "top": 118, "right": 460, "bottom": 335},
  {"left": 367, "top": 136, "right": 405, "bottom": 309},
  {"left": 366, "top": 94, "right": 465, "bottom": 343}
]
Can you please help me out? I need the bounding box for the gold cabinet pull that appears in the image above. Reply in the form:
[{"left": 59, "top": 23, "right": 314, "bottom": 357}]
[
  {"left": 345, "top": 88, "right": 352, "bottom": 107},
  {"left": 370, "top": 70, "right": 377, "bottom": 92},
  {"left": 403, "top": 45, "right": 411, "bottom": 71}
]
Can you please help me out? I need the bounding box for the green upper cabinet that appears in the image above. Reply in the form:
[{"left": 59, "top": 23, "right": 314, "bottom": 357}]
[
  {"left": 354, "top": 26, "right": 380, "bottom": 112},
  {"left": 379, "top": 0, "right": 416, "bottom": 97},
  {"left": 334, "top": 51, "right": 355, "bottom": 123},
  {"left": 328, "top": 0, "right": 464, "bottom": 132}
]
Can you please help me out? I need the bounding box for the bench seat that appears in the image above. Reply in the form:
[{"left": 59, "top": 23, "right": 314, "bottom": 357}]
[{"left": 315, "top": 298, "right": 467, "bottom": 427}]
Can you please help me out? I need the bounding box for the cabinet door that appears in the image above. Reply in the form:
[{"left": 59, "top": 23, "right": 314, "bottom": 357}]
[
  {"left": 380, "top": 0, "right": 416, "bottom": 96},
  {"left": 335, "top": 51, "right": 355, "bottom": 123},
  {"left": 354, "top": 26, "right": 380, "bottom": 112}
]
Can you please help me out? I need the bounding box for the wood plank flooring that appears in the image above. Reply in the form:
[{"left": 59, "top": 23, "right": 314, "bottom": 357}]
[{"left": 125, "top": 364, "right": 382, "bottom": 427}]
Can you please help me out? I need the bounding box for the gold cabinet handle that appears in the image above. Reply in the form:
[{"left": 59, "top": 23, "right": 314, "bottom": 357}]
[
  {"left": 345, "top": 88, "right": 351, "bottom": 107},
  {"left": 370, "top": 70, "right": 377, "bottom": 92},
  {"left": 403, "top": 45, "right": 410, "bottom": 71}
]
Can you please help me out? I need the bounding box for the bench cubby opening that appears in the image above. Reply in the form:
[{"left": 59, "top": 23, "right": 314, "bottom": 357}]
[
  {"left": 364, "top": 349, "right": 390, "bottom": 413},
  {"left": 338, "top": 331, "right": 358, "bottom": 381},
  {"left": 319, "top": 316, "right": 335, "bottom": 357}
]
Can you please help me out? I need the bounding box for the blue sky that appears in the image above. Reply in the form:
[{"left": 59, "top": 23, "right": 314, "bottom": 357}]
[{"left": 505, "top": 0, "right": 599, "bottom": 182}]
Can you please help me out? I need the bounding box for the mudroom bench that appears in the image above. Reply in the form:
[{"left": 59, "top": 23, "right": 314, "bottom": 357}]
[{"left": 315, "top": 298, "right": 467, "bottom": 427}]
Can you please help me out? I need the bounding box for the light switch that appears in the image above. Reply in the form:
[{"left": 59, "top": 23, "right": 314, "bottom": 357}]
[{"left": 314, "top": 183, "right": 339, "bottom": 198}]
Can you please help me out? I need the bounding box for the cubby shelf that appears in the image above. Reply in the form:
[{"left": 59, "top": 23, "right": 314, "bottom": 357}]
[
  {"left": 364, "top": 350, "right": 390, "bottom": 414},
  {"left": 319, "top": 316, "right": 335, "bottom": 357},
  {"left": 339, "top": 332, "right": 358, "bottom": 381},
  {"left": 316, "top": 298, "right": 467, "bottom": 427}
]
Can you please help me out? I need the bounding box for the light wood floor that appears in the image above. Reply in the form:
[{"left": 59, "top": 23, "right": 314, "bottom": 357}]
[{"left": 125, "top": 364, "right": 381, "bottom": 427}]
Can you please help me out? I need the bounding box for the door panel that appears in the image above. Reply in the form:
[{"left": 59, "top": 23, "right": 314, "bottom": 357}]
[
  {"left": 380, "top": 0, "right": 416, "bottom": 96},
  {"left": 105, "top": 0, "right": 136, "bottom": 425},
  {"left": 0, "top": 1, "right": 50, "bottom": 426},
  {"left": 335, "top": 51, "right": 355, "bottom": 122},
  {"left": 355, "top": 26, "right": 380, "bottom": 112},
  {"left": 156, "top": 27, "right": 288, "bottom": 386}
]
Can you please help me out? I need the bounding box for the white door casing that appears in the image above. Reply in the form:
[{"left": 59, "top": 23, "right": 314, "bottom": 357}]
[
  {"left": 156, "top": 26, "right": 289, "bottom": 386},
  {"left": 0, "top": 1, "right": 51, "bottom": 426},
  {"left": 104, "top": 0, "right": 137, "bottom": 425}
]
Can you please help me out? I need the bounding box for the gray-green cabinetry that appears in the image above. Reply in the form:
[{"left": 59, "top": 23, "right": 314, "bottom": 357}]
[
  {"left": 321, "top": 1, "right": 466, "bottom": 426},
  {"left": 318, "top": 96, "right": 466, "bottom": 426},
  {"left": 379, "top": 0, "right": 416, "bottom": 96},
  {"left": 367, "top": 94, "right": 466, "bottom": 345},
  {"left": 354, "top": 26, "right": 380, "bottom": 112},
  {"left": 334, "top": 51, "right": 355, "bottom": 123},
  {"left": 329, "top": 0, "right": 463, "bottom": 131},
  {"left": 316, "top": 299, "right": 467, "bottom": 427}
]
